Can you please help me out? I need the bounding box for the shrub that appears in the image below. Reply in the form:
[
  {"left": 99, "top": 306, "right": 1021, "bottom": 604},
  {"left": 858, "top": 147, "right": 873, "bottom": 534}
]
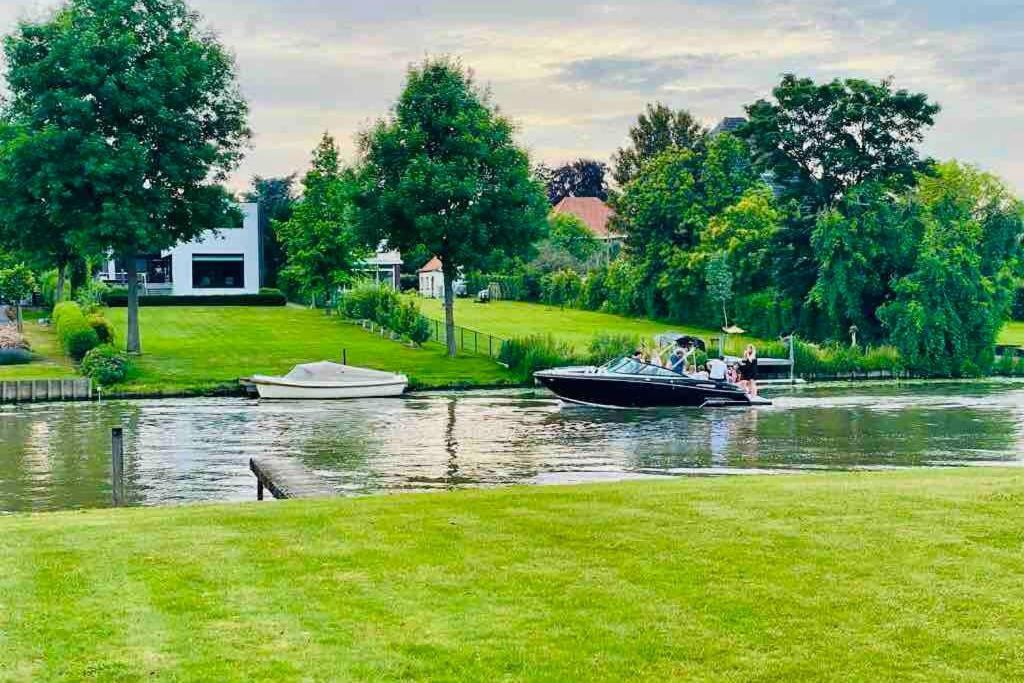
[
  {"left": 409, "top": 315, "right": 432, "bottom": 346},
  {"left": 499, "top": 335, "right": 580, "bottom": 381},
  {"left": 579, "top": 266, "right": 608, "bottom": 311},
  {"left": 80, "top": 345, "right": 131, "bottom": 385},
  {"left": 587, "top": 333, "right": 637, "bottom": 365},
  {"left": 103, "top": 293, "right": 287, "bottom": 307},
  {"left": 540, "top": 269, "right": 583, "bottom": 307},
  {"left": 339, "top": 280, "right": 401, "bottom": 322},
  {"left": 87, "top": 314, "right": 115, "bottom": 344},
  {"left": 75, "top": 280, "right": 110, "bottom": 313},
  {"left": 53, "top": 301, "right": 100, "bottom": 360},
  {"left": 1014, "top": 284, "right": 1024, "bottom": 321}
]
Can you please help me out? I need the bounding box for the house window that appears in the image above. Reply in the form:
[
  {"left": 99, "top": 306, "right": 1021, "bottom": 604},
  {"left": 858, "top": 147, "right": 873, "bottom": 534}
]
[{"left": 192, "top": 254, "right": 244, "bottom": 289}]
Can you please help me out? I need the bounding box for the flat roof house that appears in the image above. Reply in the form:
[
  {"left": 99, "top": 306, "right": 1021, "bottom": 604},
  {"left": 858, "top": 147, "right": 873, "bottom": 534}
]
[{"left": 98, "top": 203, "right": 262, "bottom": 296}]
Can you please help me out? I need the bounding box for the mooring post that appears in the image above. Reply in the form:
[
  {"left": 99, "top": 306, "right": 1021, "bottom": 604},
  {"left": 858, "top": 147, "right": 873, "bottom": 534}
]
[
  {"left": 111, "top": 427, "right": 124, "bottom": 507},
  {"left": 257, "top": 478, "right": 264, "bottom": 501},
  {"left": 342, "top": 348, "right": 347, "bottom": 365}
]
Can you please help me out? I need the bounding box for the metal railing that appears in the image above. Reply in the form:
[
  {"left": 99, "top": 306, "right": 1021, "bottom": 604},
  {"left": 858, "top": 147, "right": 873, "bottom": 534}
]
[{"left": 423, "top": 316, "right": 507, "bottom": 359}]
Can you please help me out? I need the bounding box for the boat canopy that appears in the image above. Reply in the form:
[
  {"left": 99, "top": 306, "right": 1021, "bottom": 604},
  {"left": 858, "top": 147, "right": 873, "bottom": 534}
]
[
  {"left": 283, "top": 362, "right": 403, "bottom": 383},
  {"left": 654, "top": 332, "right": 707, "bottom": 350}
]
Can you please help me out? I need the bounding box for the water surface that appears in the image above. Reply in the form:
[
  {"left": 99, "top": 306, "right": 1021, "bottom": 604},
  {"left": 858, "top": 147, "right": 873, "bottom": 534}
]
[{"left": 1, "top": 381, "right": 1022, "bottom": 512}]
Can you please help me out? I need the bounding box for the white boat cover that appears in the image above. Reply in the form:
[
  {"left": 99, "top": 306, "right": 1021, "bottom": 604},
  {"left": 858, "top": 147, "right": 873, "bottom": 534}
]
[{"left": 282, "top": 362, "right": 403, "bottom": 384}]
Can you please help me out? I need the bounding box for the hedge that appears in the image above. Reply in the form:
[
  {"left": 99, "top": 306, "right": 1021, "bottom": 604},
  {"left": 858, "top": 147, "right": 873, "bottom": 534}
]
[
  {"left": 53, "top": 302, "right": 101, "bottom": 360},
  {"left": 103, "top": 292, "right": 287, "bottom": 307}
]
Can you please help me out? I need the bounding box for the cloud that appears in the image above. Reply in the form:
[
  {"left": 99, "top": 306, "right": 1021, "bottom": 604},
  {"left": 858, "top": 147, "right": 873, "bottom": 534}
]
[{"left": 556, "top": 54, "right": 727, "bottom": 92}]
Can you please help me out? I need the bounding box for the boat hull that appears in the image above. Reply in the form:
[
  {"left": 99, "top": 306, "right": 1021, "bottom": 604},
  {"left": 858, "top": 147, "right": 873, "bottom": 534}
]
[
  {"left": 251, "top": 377, "right": 408, "bottom": 400},
  {"left": 535, "top": 370, "right": 755, "bottom": 408}
]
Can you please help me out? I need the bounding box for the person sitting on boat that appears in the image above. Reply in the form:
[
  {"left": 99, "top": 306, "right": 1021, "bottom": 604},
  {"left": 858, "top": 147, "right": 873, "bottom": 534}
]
[
  {"left": 707, "top": 356, "right": 728, "bottom": 382},
  {"left": 692, "top": 364, "right": 710, "bottom": 380}
]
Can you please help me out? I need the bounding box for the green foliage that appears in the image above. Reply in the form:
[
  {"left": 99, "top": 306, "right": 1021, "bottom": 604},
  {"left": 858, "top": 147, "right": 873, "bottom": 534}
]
[
  {"left": 357, "top": 57, "right": 548, "bottom": 356},
  {"left": 704, "top": 253, "right": 733, "bottom": 327},
  {"left": 0, "top": 263, "right": 35, "bottom": 302},
  {"left": 588, "top": 333, "right": 639, "bottom": 365},
  {"left": 339, "top": 282, "right": 432, "bottom": 345},
  {"left": 1014, "top": 285, "right": 1024, "bottom": 321},
  {"left": 74, "top": 279, "right": 110, "bottom": 314},
  {"left": 244, "top": 175, "right": 297, "bottom": 289},
  {"left": 103, "top": 293, "right": 287, "bottom": 307},
  {"left": 547, "top": 212, "right": 601, "bottom": 264},
  {"left": 52, "top": 301, "right": 100, "bottom": 360},
  {"left": 277, "top": 134, "right": 366, "bottom": 301},
  {"left": 879, "top": 162, "right": 1024, "bottom": 376},
  {"left": 612, "top": 103, "right": 707, "bottom": 185},
  {"left": 498, "top": 334, "right": 579, "bottom": 381},
  {"left": 791, "top": 339, "right": 903, "bottom": 378},
  {"left": 540, "top": 269, "right": 583, "bottom": 307},
  {"left": 86, "top": 314, "right": 115, "bottom": 345},
  {"left": 543, "top": 159, "right": 609, "bottom": 204},
  {"left": 408, "top": 314, "right": 432, "bottom": 347},
  {"left": 80, "top": 345, "right": 131, "bottom": 385}
]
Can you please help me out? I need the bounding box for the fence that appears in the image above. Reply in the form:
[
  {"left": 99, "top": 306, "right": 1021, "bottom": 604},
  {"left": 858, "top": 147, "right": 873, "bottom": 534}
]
[
  {"left": 423, "top": 316, "right": 506, "bottom": 359},
  {"left": 0, "top": 378, "right": 93, "bottom": 403}
]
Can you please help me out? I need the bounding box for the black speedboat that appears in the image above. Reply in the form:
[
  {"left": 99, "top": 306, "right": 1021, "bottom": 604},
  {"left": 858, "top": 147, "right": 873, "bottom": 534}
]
[{"left": 534, "top": 357, "right": 772, "bottom": 409}]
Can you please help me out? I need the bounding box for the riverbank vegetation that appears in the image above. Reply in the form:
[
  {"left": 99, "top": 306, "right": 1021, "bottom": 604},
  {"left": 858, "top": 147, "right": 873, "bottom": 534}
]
[
  {"left": 1, "top": 469, "right": 1022, "bottom": 680},
  {"left": 101, "top": 306, "right": 512, "bottom": 394}
]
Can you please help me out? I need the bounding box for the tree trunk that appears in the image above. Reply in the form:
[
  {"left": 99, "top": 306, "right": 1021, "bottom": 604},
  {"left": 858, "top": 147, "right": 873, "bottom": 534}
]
[
  {"left": 54, "top": 263, "right": 67, "bottom": 304},
  {"left": 15, "top": 303, "right": 23, "bottom": 333},
  {"left": 125, "top": 255, "right": 141, "bottom": 354},
  {"left": 722, "top": 301, "right": 729, "bottom": 329},
  {"left": 443, "top": 273, "right": 456, "bottom": 358}
]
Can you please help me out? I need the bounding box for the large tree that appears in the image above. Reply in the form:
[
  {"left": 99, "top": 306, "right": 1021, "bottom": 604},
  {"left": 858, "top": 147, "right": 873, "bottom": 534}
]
[
  {"left": 357, "top": 58, "right": 548, "bottom": 356},
  {"left": 276, "top": 134, "right": 366, "bottom": 304},
  {"left": 3, "top": 0, "right": 249, "bottom": 353},
  {"left": 244, "top": 174, "right": 297, "bottom": 289},
  {"left": 879, "top": 162, "right": 1024, "bottom": 375},
  {"left": 545, "top": 159, "right": 609, "bottom": 205},
  {"left": 739, "top": 75, "right": 939, "bottom": 332},
  {"left": 612, "top": 103, "right": 706, "bottom": 186}
]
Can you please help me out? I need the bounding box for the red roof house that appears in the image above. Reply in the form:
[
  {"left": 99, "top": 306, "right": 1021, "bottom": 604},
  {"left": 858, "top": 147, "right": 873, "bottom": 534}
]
[{"left": 552, "top": 197, "right": 620, "bottom": 241}]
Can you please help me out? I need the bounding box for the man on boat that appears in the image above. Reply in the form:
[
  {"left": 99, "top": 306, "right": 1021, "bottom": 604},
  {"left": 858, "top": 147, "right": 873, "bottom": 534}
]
[{"left": 707, "top": 356, "right": 728, "bottom": 382}]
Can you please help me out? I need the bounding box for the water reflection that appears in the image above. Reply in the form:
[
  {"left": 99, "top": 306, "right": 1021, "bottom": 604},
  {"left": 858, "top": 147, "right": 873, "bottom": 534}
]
[{"left": 1, "top": 380, "right": 1022, "bottom": 512}]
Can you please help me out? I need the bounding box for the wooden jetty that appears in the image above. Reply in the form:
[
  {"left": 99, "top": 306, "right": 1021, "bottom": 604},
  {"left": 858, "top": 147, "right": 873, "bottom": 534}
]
[
  {"left": 0, "top": 378, "right": 92, "bottom": 404},
  {"left": 249, "top": 457, "right": 335, "bottom": 500}
]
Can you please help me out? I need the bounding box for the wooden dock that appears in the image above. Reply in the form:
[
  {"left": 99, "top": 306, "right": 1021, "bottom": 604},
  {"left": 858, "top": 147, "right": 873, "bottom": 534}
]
[
  {"left": 249, "top": 457, "right": 336, "bottom": 500},
  {"left": 0, "top": 378, "right": 92, "bottom": 404}
]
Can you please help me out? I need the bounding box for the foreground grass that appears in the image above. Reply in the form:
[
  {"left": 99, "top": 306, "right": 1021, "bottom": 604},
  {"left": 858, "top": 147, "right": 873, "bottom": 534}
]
[
  {"left": 104, "top": 306, "right": 512, "bottom": 394},
  {"left": 1001, "top": 321, "right": 1024, "bottom": 345},
  {"left": 416, "top": 299, "right": 768, "bottom": 353},
  {"left": 1, "top": 470, "right": 1022, "bottom": 681},
  {"left": 0, "top": 319, "right": 79, "bottom": 381}
]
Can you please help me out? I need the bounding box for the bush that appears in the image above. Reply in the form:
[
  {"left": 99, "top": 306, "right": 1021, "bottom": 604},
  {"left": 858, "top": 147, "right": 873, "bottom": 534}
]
[
  {"left": 75, "top": 280, "right": 110, "bottom": 313},
  {"left": 587, "top": 333, "right": 637, "bottom": 365},
  {"left": 87, "top": 314, "right": 115, "bottom": 344},
  {"left": 0, "top": 348, "right": 33, "bottom": 365},
  {"left": 409, "top": 315, "right": 432, "bottom": 346},
  {"left": 53, "top": 302, "right": 101, "bottom": 360},
  {"left": 540, "top": 269, "right": 583, "bottom": 307},
  {"left": 258, "top": 287, "right": 285, "bottom": 297},
  {"left": 103, "top": 292, "right": 287, "bottom": 307},
  {"left": 499, "top": 335, "right": 581, "bottom": 381},
  {"left": 80, "top": 345, "right": 131, "bottom": 385}
]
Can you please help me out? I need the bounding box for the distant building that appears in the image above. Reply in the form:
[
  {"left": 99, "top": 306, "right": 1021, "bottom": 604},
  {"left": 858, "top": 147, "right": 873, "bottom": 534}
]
[
  {"left": 709, "top": 117, "right": 747, "bottom": 137},
  {"left": 360, "top": 247, "right": 403, "bottom": 289},
  {"left": 418, "top": 257, "right": 465, "bottom": 299},
  {"left": 97, "top": 203, "right": 261, "bottom": 296}
]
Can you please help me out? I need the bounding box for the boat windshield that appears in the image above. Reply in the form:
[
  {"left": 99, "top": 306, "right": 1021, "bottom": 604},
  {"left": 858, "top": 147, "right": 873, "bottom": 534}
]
[{"left": 603, "top": 357, "right": 683, "bottom": 378}]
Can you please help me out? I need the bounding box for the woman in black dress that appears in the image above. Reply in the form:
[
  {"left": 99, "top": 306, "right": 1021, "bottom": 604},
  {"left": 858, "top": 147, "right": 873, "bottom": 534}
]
[{"left": 740, "top": 344, "right": 759, "bottom": 396}]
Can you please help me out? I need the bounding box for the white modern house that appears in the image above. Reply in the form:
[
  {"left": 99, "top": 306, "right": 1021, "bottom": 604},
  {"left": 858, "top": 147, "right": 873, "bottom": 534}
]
[{"left": 97, "top": 203, "right": 261, "bottom": 295}]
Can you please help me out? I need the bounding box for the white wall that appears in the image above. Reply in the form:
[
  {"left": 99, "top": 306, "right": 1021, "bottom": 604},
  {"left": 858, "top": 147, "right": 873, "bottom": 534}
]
[{"left": 167, "top": 203, "right": 260, "bottom": 296}]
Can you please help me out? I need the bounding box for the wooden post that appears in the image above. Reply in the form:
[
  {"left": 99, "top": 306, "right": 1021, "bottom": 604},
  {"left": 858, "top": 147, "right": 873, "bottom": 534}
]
[
  {"left": 111, "top": 427, "right": 125, "bottom": 507},
  {"left": 257, "top": 479, "right": 264, "bottom": 501},
  {"left": 342, "top": 348, "right": 347, "bottom": 365},
  {"left": 789, "top": 334, "right": 796, "bottom": 384}
]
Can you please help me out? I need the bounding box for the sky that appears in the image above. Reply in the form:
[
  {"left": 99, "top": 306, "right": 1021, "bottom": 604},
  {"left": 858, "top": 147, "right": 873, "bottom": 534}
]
[{"left": 1, "top": 0, "right": 1022, "bottom": 194}]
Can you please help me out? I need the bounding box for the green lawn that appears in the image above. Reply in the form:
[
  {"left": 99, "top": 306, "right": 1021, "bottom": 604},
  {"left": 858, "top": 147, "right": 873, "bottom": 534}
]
[
  {"left": 1, "top": 469, "right": 1022, "bottom": 681},
  {"left": 0, "top": 318, "right": 79, "bottom": 381},
  {"left": 1000, "top": 321, "right": 1024, "bottom": 345},
  {"left": 104, "top": 306, "right": 512, "bottom": 394},
  {"left": 416, "top": 299, "right": 769, "bottom": 353}
]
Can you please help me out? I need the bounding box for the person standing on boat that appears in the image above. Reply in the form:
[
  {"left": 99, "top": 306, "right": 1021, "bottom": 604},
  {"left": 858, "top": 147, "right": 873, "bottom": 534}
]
[
  {"left": 669, "top": 348, "right": 686, "bottom": 374},
  {"left": 740, "top": 345, "right": 759, "bottom": 396}
]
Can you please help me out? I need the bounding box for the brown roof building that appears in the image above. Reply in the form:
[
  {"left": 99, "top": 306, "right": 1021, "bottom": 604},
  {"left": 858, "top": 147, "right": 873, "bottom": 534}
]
[{"left": 552, "top": 197, "right": 621, "bottom": 241}]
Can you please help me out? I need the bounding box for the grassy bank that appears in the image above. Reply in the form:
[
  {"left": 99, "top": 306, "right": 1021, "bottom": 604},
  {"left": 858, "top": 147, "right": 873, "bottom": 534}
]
[
  {"left": 1001, "top": 321, "right": 1024, "bottom": 345},
  {"left": 100, "top": 306, "right": 512, "bottom": 394},
  {"left": 0, "top": 316, "right": 79, "bottom": 381},
  {"left": 1, "top": 469, "right": 1021, "bottom": 681},
  {"left": 416, "top": 299, "right": 769, "bottom": 353}
]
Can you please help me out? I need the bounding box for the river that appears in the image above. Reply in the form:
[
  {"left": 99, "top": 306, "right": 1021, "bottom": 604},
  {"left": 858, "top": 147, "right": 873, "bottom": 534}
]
[{"left": 1, "top": 381, "right": 1023, "bottom": 512}]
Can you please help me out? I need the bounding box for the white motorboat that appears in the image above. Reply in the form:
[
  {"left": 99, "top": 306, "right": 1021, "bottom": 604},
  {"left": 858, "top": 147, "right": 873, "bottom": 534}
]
[{"left": 251, "top": 362, "right": 408, "bottom": 400}]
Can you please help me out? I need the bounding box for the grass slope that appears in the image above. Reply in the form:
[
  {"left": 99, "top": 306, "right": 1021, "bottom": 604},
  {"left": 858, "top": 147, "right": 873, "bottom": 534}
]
[
  {"left": 416, "top": 299, "right": 761, "bottom": 353},
  {"left": 1, "top": 470, "right": 1022, "bottom": 681},
  {"left": 0, "top": 319, "right": 79, "bottom": 381},
  {"left": 1001, "top": 321, "right": 1024, "bottom": 345},
  {"left": 104, "top": 306, "right": 512, "bottom": 394}
]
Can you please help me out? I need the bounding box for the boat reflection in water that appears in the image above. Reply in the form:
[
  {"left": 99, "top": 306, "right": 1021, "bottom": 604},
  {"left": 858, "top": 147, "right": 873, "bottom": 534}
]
[{"left": 535, "top": 357, "right": 771, "bottom": 409}]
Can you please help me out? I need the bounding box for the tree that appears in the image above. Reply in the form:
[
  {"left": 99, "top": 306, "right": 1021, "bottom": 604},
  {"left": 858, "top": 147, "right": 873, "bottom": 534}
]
[
  {"left": 357, "top": 58, "right": 548, "bottom": 356},
  {"left": 244, "top": 175, "right": 297, "bottom": 289},
  {"left": 3, "top": 0, "right": 250, "bottom": 354},
  {"left": 277, "top": 134, "right": 366, "bottom": 304},
  {"left": 612, "top": 103, "right": 706, "bottom": 185},
  {"left": 878, "top": 162, "right": 1024, "bottom": 375},
  {"left": 705, "top": 253, "right": 733, "bottom": 328},
  {"left": 0, "top": 263, "right": 36, "bottom": 332},
  {"left": 546, "top": 159, "right": 609, "bottom": 204},
  {"left": 547, "top": 212, "right": 600, "bottom": 264},
  {"left": 740, "top": 75, "right": 939, "bottom": 332}
]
